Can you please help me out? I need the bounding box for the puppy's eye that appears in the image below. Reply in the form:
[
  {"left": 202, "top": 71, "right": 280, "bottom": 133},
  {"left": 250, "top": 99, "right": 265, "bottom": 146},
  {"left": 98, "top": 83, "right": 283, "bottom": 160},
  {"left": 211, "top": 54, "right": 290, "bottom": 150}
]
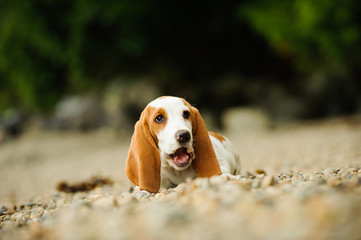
[
  {"left": 155, "top": 115, "right": 165, "bottom": 123},
  {"left": 183, "top": 111, "right": 190, "bottom": 119}
]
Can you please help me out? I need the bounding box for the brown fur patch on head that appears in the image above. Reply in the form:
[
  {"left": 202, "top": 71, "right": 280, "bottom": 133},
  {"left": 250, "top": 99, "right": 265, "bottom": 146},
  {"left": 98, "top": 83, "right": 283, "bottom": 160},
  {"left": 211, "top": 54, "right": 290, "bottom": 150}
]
[
  {"left": 147, "top": 106, "right": 167, "bottom": 144},
  {"left": 209, "top": 132, "right": 226, "bottom": 142}
]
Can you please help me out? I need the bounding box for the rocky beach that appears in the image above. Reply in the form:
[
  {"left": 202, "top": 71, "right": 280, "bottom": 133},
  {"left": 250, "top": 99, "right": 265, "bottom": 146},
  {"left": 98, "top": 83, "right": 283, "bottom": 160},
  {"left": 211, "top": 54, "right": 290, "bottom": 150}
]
[{"left": 1, "top": 116, "right": 361, "bottom": 240}]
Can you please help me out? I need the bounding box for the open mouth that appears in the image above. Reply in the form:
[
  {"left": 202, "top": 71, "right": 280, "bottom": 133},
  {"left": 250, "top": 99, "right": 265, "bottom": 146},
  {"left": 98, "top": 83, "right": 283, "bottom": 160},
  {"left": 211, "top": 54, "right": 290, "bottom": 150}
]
[{"left": 169, "top": 147, "right": 194, "bottom": 168}]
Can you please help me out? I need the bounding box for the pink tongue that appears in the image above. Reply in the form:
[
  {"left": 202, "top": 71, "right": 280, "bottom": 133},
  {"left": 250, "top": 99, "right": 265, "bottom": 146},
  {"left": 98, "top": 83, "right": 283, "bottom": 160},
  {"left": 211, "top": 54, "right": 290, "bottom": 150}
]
[
  {"left": 174, "top": 153, "right": 190, "bottom": 163},
  {"left": 173, "top": 148, "right": 190, "bottom": 164}
]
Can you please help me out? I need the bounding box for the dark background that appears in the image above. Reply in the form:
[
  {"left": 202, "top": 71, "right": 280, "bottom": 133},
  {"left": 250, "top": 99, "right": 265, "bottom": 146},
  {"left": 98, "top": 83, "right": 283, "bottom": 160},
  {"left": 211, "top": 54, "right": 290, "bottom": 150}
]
[{"left": 1, "top": 0, "right": 360, "bottom": 130}]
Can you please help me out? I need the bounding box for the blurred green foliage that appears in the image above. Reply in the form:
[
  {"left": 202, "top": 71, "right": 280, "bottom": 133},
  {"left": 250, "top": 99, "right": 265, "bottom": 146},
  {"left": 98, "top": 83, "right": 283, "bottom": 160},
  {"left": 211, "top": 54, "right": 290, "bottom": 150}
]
[
  {"left": 0, "top": 0, "right": 152, "bottom": 111},
  {"left": 240, "top": 0, "right": 361, "bottom": 73},
  {"left": 0, "top": 0, "right": 360, "bottom": 115}
]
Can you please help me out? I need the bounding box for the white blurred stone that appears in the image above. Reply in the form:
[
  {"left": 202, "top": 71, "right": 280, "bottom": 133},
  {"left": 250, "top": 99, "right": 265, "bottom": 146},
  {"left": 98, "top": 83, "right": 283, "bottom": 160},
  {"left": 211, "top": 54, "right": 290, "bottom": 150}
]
[
  {"left": 92, "top": 196, "right": 117, "bottom": 209},
  {"left": 222, "top": 107, "right": 270, "bottom": 135},
  {"left": 261, "top": 175, "right": 275, "bottom": 188},
  {"left": 193, "top": 177, "right": 210, "bottom": 189},
  {"left": 210, "top": 175, "right": 227, "bottom": 186}
]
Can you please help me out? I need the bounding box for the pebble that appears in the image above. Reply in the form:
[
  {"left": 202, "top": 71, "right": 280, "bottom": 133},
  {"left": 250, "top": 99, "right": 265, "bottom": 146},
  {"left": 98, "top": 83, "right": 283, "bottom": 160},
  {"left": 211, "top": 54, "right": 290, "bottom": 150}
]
[
  {"left": 261, "top": 175, "right": 275, "bottom": 188},
  {"left": 247, "top": 171, "right": 256, "bottom": 179},
  {"left": 0, "top": 208, "right": 13, "bottom": 216},
  {"left": 323, "top": 168, "right": 336, "bottom": 176},
  {"left": 92, "top": 196, "right": 117, "bottom": 209},
  {"left": 71, "top": 200, "right": 90, "bottom": 209},
  {"left": 251, "top": 179, "right": 261, "bottom": 188},
  {"left": 192, "top": 177, "right": 210, "bottom": 189},
  {"left": 238, "top": 178, "right": 253, "bottom": 190},
  {"left": 343, "top": 176, "right": 360, "bottom": 188},
  {"left": 88, "top": 194, "right": 104, "bottom": 201},
  {"left": 315, "top": 178, "right": 326, "bottom": 185},
  {"left": 56, "top": 199, "right": 65, "bottom": 208},
  {"left": 327, "top": 177, "right": 342, "bottom": 188},
  {"left": 116, "top": 192, "right": 136, "bottom": 206},
  {"left": 136, "top": 190, "right": 152, "bottom": 199},
  {"left": 255, "top": 169, "right": 266, "bottom": 175},
  {"left": 174, "top": 182, "right": 190, "bottom": 194},
  {"left": 30, "top": 212, "right": 42, "bottom": 220},
  {"left": 209, "top": 175, "right": 227, "bottom": 186},
  {"left": 46, "top": 202, "right": 57, "bottom": 210},
  {"left": 279, "top": 179, "right": 291, "bottom": 185},
  {"left": 26, "top": 202, "right": 36, "bottom": 207}
]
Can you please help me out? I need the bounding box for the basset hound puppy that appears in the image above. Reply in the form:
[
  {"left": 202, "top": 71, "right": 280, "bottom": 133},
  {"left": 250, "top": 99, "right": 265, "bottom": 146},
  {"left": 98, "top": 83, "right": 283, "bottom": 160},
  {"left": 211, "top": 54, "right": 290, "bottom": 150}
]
[{"left": 125, "top": 96, "right": 240, "bottom": 193}]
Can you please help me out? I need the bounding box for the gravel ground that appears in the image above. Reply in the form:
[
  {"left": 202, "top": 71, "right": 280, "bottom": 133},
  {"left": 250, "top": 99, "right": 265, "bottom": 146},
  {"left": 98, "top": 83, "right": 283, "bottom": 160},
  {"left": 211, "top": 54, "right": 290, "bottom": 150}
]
[{"left": 1, "top": 117, "right": 361, "bottom": 240}]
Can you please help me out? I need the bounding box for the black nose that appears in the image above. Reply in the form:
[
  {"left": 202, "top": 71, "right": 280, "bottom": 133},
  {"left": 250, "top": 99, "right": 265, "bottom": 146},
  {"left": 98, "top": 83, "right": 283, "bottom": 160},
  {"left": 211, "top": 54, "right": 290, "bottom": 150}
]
[{"left": 175, "top": 130, "right": 191, "bottom": 143}]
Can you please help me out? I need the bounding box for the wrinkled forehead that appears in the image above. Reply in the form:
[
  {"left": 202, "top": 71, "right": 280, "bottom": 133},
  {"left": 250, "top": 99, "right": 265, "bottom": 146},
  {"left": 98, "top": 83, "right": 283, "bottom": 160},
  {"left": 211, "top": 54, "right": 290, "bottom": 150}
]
[{"left": 148, "top": 97, "right": 189, "bottom": 112}]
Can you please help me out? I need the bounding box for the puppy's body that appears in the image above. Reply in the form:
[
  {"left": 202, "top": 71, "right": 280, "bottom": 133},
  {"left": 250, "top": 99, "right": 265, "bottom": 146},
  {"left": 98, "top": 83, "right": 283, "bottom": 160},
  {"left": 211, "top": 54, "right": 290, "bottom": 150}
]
[
  {"left": 209, "top": 133, "right": 240, "bottom": 175},
  {"left": 126, "top": 96, "right": 240, "bottom": 193}
]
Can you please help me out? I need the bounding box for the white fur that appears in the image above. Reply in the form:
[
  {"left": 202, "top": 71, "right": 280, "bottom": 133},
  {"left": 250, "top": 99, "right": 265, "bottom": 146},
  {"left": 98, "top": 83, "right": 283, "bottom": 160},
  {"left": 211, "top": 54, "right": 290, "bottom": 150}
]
[
  {"left": 148, "top": 96, "right": 240, "bottom": 190},
  {"left": 209, "top": 135, "right": 241, "bottom": 175}
]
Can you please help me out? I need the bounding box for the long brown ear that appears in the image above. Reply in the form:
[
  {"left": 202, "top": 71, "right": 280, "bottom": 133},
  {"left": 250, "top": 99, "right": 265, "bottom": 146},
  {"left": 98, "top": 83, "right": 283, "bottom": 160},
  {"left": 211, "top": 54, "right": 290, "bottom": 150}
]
[
  {"left": 189, "top": 105, "right": 222, "bottom": 177},
  {"left": 125, "top": 108, "right": 161, "bottom": 193}
]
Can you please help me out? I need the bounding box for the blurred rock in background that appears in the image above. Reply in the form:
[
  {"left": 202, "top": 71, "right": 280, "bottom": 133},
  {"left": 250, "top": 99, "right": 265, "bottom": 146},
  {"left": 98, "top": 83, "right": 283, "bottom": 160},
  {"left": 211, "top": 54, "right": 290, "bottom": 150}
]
[
  {"left": 49, "top": 95, "right": 105, "bottom": 131},
  {"left": 222, "top": 107, "right": 271, "bottom": 136},
  {"left": 43, "top": 78, "right": 161, "bottom": 132},
  {"left": 101, "top": 77, "right": 161, "bottom": 130},
  {"left": 0, "top": 108, "right": 27, "bottom": 142},
  {"left": 261, "top": 85, "right": 307, "bottom": 123}
]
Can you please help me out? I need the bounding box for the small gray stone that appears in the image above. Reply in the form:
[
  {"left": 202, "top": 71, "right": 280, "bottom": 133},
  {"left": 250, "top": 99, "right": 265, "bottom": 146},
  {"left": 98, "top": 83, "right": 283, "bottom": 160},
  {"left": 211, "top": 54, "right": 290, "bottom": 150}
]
[
  {"left": 323, "top": 168, "right": 336, "bottom": 176},
  {"left": 136, "top": 190, "right": 151, "bottom": 199},
  {"left": 252, "top": 179, "right": 261, "bottom": 189}
]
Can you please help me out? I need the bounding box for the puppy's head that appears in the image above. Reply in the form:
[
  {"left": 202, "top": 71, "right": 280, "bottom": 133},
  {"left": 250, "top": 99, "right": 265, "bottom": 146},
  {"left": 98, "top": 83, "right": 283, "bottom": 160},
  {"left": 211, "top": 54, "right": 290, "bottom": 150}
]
[
  {"left": 125, "top": 96, "right": 221, "bottom": 193},
  {"left": 148, "top": 96, "right": 195, "bottom": 170}
]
